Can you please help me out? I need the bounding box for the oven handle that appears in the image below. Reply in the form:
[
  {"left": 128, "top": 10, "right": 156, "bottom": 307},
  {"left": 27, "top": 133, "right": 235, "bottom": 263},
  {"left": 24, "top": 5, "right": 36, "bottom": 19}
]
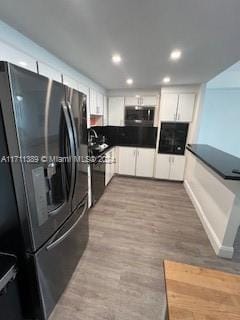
[{"left": 46, "top": 200, "right": 88, "bottom": 251}]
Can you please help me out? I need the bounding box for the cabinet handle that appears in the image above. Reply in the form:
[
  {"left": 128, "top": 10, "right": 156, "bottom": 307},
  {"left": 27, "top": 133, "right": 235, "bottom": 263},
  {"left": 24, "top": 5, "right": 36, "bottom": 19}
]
[
  {"left": 178, "top": 113, "right": 180, "bottom": 120},
  {"left": 174, "top": 113, "right": 177, "bottom": 121},
  {"left": 172, "top": 157, "right": 174, "bottom": 163}
]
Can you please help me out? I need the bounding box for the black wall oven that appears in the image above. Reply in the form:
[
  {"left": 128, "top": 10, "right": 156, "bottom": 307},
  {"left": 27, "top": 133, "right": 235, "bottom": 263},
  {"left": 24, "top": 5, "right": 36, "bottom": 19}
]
[{"left": 158, "top": 122, "right": 189, "bottom": 155}]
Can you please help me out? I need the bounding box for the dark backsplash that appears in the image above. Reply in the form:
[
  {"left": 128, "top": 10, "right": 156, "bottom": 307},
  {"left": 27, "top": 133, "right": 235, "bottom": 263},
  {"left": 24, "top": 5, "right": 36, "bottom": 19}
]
[{"left": 92, "top": 126, "right": 157, "bottom": 148}]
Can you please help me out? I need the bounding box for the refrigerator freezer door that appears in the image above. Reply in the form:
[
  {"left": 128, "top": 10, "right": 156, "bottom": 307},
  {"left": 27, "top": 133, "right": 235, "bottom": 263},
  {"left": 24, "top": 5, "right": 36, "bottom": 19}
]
[
  {"left": 66, "top": 87, "right": 89, "bottom": 211},
  {"left": 7, "top": 64, "right": 75, "bottom": 251},
  {"left": 32, "top": 197, "right": 89, "bottom": 319}
]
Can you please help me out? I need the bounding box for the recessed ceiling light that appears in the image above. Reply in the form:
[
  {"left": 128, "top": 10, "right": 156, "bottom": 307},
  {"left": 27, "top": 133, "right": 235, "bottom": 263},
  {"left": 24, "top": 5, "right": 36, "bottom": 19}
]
[
  {"left": 163, "top": 77, "right": 171, "bottom": 84},
  {"left": 170, "top": 50, "right": 182, "bottom": 61},
  {"left": 126, "top": 78, "right": 133, "bottom": 85},
  {"left": 19, "top": 61, "right": 28, "bottom": 67},
  {"left": 112, "top": 54, "right": 122, "bottom": 64}
]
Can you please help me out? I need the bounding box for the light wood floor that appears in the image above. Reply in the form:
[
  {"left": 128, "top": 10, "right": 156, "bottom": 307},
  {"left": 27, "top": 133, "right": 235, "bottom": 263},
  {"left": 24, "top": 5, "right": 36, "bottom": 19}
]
[
  {"left": 164, "top": 260, "right": 240, "bottom": 319},
  {"left": 50, "top": 176, "right": 240, "bottom": 320}
]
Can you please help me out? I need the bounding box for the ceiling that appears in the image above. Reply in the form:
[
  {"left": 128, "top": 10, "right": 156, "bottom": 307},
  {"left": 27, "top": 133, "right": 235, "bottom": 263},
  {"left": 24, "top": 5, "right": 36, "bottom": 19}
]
[{"left": 0, "top": 0, "right": 240, "bottom": 90}]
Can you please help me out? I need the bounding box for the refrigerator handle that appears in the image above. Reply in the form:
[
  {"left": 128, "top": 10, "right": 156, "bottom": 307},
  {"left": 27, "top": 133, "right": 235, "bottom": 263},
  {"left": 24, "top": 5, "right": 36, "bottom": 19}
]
[
  {"left": 61, "top": 103, "right": 76, "bottom": 202},
  {"left": 67, "top": 102, "right": 79, "bottom": 158},
  {"left": 46, "top": 200, "right": 88, "bottom": 251}
]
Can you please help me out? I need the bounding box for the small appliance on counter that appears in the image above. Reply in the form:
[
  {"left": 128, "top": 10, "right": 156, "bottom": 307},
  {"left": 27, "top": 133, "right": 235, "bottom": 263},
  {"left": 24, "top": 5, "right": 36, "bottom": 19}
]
[{"left": 158, "top": 122, "right": 189, "bottom": 155}]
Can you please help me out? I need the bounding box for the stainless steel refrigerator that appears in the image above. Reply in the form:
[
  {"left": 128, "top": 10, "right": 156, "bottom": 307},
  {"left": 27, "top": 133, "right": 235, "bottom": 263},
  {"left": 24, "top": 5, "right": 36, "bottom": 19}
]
[{"left": 0, "top": 62, "right": 89, "bottom": 319}]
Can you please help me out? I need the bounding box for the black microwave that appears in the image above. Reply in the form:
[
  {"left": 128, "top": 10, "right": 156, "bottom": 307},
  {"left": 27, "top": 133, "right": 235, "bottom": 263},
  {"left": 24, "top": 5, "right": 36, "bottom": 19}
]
[
  {"left": 158, "top": 122, "right": 189, "bottom": 155},
  {"left": 125, "top": 106, "right": 155, "bottom": 126}
]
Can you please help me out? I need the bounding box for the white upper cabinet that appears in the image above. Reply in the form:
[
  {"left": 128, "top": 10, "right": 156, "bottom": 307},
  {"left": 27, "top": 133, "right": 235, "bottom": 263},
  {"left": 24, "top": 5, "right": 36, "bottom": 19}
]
[
  {"left": 125, "top": 96, "right": 157, "bottom": 106},
  {"left": 108, "top": 97, "right": 125, "bottom": 126},
  {"left": 177, "top": 93, "right": 195, "bottom": 122},
  {"left": 89, "top": 88, "right": 97, "bottom": 114},
  {"left": 89, "top": 88, "right": 103, "bottom": 115},
  {"left": 37, "top": 62, "right": 62, "bottom": 83},
  {"left": 160, "top": 93, "right": 179, "bottom": 121},
  {"left": 0, "top": 42, "right": 37, "bottom": 73},
  {"left": 103, "top": 96, "right": 108, "bottom": 126},
  {"left": 118, "top": 147, "right": 136, "bottom": 175},
  {"left": 96, "top": 92, "right": 104, "bottom": 115},
  {"left": 124, "top": 96, "right": 139, "bottom": 106},
  {"left": 141, "top": 96, "right": 157, "bottom": 106},
  {"left": 160, "top": 93, "right": 195, "bottom": 122},
  {"left": 135, "top": 148, "right": 155, "bottom": 178}
]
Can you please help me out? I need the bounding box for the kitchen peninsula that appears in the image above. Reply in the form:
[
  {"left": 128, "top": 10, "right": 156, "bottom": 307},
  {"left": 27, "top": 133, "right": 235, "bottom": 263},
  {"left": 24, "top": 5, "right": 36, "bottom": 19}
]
[{"left": 185, "top": 144, "right": 240, "bottom": 258}]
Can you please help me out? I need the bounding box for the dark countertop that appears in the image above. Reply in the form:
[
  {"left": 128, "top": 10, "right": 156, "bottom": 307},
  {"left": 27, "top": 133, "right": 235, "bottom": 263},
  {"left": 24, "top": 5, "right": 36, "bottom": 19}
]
[
  {"left": 90, "top": 144, "right": 155, "bottom": 163},
  {"left": 186, "top": 144, "right": 240, "bottom": 180}
]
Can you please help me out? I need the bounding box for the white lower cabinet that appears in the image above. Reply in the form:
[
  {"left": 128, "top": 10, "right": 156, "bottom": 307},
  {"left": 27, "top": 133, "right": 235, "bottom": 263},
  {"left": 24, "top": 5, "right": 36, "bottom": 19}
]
[
  {"left": 155, "top": 154, "right": 186, "bottom": 181},
  {"left": 105, "top": 148, "right": 116, "bottom": 185},
  {"left": 135, "top": 148, "right": 155, "bottom": 177},
  {"left": 118, "top": 147, "right": 136, "bottom": 176},
  {"left": 155, "top": 154, "right": 170, "bottom": 180},
  {"left": 169, "top": 156, "right": 186, "bottom": 181},
  {"left": 118, "top": 147, "right": 155, "bottom": 178}
]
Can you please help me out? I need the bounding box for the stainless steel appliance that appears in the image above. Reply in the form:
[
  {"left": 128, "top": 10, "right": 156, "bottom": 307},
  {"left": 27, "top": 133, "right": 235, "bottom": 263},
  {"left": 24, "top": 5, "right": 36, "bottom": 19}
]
[
  {"left": 91, "top": 156, "right": 106, "bottom": 205},
  {"left": 0, "top": 62, "right": 89, "bottom": 320},
  {"left": 125, "top": 106, "right": 154, "bottom": 126},
  {"left": 158, "top": 122, "right": 189, "bottom": 155}
]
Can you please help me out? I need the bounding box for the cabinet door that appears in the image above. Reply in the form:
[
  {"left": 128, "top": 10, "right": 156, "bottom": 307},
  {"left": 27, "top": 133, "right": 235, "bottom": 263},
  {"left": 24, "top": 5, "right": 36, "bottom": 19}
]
[
  {"left": 169, "top": 156, "right": 186, "bottom": 181},
  {"left": 154, "top": 154, "right": 170, "bottom": 179},
  {"left": 103, "top": 96, "right": 108, "bottom": 125},
  {"left": 118, "top": 147, "right": 136, "bottom": 176},
  {"left": 141, "top": 96, "right": 157, "bottom": 106},
  {"left": 108, "top": 97, "right": 125, "bottom": 126},
  {"left": 160, "top": 93, "right": 178, "bottom": 121},
  {"left": 38, "top": 62, "right": 62, "bottom": 83},
  {"left": 125, "top": 96, "right": 139, "bottom": 106},
  {"left": 177, "top": 93, "right": 195, "bottom": 122},
  {"left": 135, "top": 148, "right": 155, "bottom": 178},
  {"left": 89, "top": 88, "right": 97, "bottom": 114},
  {"left": 96, "top": 92, "right": 104, "bottom": 115}
]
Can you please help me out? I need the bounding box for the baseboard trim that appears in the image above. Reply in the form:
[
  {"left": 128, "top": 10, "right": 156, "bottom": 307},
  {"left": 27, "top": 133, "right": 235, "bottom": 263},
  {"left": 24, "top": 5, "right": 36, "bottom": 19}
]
[{"left": 184, "top": 180, "right": 233, "bottom": 259}]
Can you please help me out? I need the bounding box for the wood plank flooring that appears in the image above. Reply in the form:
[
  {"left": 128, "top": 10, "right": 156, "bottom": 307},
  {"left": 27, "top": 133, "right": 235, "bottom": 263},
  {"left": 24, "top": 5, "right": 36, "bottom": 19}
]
[
  {"left": 164, "top": 260, "right": 240, "bottom": 320},
  {"left": 50, "top": 176, "right": 240, "bottom": 320}
]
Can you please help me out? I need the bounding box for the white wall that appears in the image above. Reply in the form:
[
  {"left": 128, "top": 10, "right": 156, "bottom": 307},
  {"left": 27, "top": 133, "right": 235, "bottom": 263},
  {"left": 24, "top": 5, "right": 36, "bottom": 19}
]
[
  {"left": 198, "top": 88, "right": 240, "bottom": 157},
  {"left": 0, "top": 20, "right": 105, "bottom": 94}
]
